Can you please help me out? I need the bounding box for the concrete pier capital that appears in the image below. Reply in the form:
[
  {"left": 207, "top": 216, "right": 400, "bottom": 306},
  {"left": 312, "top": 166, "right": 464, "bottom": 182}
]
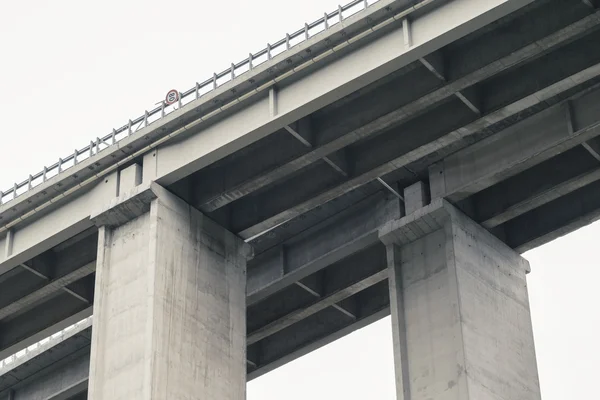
[
  {"left": 379, "top": 198, "right": 530, "bottom": 273},
  {"left": 90, "top": 181, "right": 253, "bottom": 259},
  {"left": 88, "top": 181, "right": 249, "bottom": 400}
]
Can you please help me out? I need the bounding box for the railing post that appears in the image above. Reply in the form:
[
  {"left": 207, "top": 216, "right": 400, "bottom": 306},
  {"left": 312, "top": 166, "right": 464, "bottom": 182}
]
[
  {"left": 0, "top": 0, "right": 394, "bottom": 200},
  {"left": 161, "top": 102, "right": 166, "bottom": 118},
  {"left": 13, "top": 183, "right": 17, "bottom": 199},
  {"left": 178, "top": 93, "right": 182, "bottom": 109},
  {"left": 43, "top": 166, "right": 47, "bottom": 182}
]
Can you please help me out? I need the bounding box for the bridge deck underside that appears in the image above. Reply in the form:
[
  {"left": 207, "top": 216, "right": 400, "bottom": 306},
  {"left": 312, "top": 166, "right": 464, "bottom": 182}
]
[{"left": 2, "top": 0, "right": 600, "bottom": 397}]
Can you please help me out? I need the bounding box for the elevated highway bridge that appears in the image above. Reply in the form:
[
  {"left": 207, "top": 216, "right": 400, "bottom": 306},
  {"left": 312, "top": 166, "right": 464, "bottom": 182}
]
[{"left": 1, "top": 0, "right": 600, "bottom": 398}]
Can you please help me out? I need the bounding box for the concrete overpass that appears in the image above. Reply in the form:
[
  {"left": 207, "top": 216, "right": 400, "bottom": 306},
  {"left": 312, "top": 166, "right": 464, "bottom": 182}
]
[{"left": 1, "top": 0, "right": 600, "bottom": 398}]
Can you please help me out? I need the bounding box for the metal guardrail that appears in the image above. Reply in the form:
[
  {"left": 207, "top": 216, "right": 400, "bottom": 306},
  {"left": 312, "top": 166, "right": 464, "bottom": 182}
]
[{"left": 0, "top": 0, "right": 381, "bottom": 206}]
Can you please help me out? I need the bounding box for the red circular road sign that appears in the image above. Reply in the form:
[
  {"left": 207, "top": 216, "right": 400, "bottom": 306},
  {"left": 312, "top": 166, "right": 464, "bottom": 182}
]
[{"left": 165, "top": 89, "right": 179, "bottom": 105}]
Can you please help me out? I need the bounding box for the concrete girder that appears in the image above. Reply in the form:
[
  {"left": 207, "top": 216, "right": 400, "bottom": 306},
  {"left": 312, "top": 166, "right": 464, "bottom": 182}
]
[
  {"left": 31, "top": 183, "right": 393, "bottom": 399},
  {"left": 0, "top": 294, "right": 391, "bottom": 396},
  {"left": 430, "top": 80, "right": 600, "bottom": 203},
  {"left": 503, "top": 178, "right": 600, "bottom": 252},
  {"left": 484, "top": 167, "right": 600, "bottom": 229},
  {"left": 3, "top": 3, "right": 600, "bottom": 393},
  {"left": 0, "top": 247, "right": 391, "bottom": 395},
  {"left": 0, "top": 319, "right": 91, "bottom": 400},
  {"left": 0, "top": 2, "right": 588, "bottom": 292},
  {"left": 248, "top": 282, "right": 390, "bottom": 380},
  {"left": 246, "top": 192, "right": 401, "bottom": 304},
  {"left": 245, "top": 184, "right": 385, "bottom": 256},
  {"left": 0, "top": 173, "right": 116, "bottom": 279},
  {"left": 238, "top": 58, "right": 600, "bottom": 239},
  {"left": 0, "top": 235, "right": 97, "bottom": 358},
  {"left": 0, "top": 189, "right": 396, "bottom": 363},
  {"left": 0, "top": 0, "right": 415, "bottom": 231},
  {"left": 197, "top": 7, "right": 600, "bottom": 216},
  {"left": 0, "top": 1, "right": 591, "bottom": 297},
  {"left": 248, "top": 271, "right": 387, "bottom": 344},
  {"left": 0, "top": 301, "right": 92, "bottom": 361},
  {"left": 248, "top": 244, "right": 387, "bottom": 345},
  {"left": 0, "top": 262, "right": 95, "bottom": 321},
  {"left": 1, "top": 231, "right": 97, "bottom": 309},
  {"left": 249, "top": 272, "right": 386, "bottom": 345},
  {"left": 1, "top": 352, "right": 89, "bottom": 400},
  {"left": 469, "top": 146, "right": 600, "bottom": 228},
  {"left": 0, "top": 0, "right": 465, "bottom": 280},
  {"left": 154, "top": 0, "right": 536, "bottom": 199}
]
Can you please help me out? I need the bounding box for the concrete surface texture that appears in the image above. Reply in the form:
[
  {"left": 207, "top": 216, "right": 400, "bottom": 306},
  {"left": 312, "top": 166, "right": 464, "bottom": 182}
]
[
  {"left": 382, "top": 200, "right": 540, "bottom": 400},
  {"left": 2, "top": 0, "right": 600, "bottom": 398},
  {"left": 87, "top": 185, "right": 249, "bottom": 400}
]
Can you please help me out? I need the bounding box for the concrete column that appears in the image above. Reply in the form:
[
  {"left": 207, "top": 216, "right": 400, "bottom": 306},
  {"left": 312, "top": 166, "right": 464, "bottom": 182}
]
[
  {"left": 88, "top": 183, "right": 250, "bottom": 400},
  {"left": 380, "top": 198, "right": 540, "bottom": 400}
]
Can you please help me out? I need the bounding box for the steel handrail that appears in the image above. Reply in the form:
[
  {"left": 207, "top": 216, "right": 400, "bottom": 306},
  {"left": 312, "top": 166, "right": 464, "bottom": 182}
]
[{"left": 0, "top": 0, "right": 379, "bottom": 205}]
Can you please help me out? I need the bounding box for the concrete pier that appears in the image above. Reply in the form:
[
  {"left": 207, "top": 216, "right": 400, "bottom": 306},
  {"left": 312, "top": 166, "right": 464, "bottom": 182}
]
[
  {"left": 380, "top": 198, "right": 541, "bottom": 400},
  {"left": 87, "top": 184, "right": 250, "bottom": 400}
]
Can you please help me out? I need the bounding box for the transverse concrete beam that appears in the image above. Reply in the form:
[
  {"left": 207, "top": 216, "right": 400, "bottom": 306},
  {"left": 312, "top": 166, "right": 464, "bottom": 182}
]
[
  {"left": 430, "top": 82, "right": 600, "bottom": 202},
  {"left": 0, "top": 262, "right": 95, "bottom": 321},
  {"left": 247, "top": 193, "right": 400, "bottom": 304},
  {"left": 249, "top": 270, "right": 387, "bottom": 344},
  {"left": 197, "top": 0, "right": 583, "bottom": 215},
  {"left": 240, "top": 60, "right": 600, "bottom": 238}
]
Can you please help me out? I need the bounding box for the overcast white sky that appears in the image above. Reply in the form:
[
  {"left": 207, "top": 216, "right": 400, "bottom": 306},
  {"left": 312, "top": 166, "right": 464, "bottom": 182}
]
[{"left": 0, "top": 1, "right": 598, "bottom": 398}]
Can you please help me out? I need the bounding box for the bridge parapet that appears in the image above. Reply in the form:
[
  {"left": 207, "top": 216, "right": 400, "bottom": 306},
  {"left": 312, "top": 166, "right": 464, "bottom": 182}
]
[{"left": 0, "top": 0, "right": 430, "bottom": 212}]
